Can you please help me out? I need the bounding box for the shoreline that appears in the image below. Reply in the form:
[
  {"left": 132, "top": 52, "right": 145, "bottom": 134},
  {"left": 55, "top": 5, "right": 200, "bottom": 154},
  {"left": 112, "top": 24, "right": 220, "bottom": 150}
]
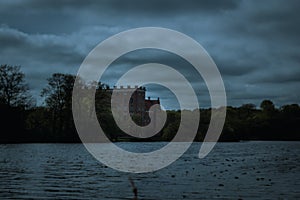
[{"left": 1, "top": 140, "right": 300, "bottom": 144}]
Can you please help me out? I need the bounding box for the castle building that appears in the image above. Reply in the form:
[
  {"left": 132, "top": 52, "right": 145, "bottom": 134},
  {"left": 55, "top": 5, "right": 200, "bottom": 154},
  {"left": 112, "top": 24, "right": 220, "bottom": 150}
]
[
  {"left": 110, "top": 85, "right": 160, "bottom": 118},
  {"left": 109, "top": 85, "right": 161, "bottom": 139}
]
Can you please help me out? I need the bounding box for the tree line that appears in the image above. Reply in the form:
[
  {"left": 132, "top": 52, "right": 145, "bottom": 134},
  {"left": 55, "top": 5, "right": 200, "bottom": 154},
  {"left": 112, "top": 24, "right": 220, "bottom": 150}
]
[{"left": 0, "top": 64, "right": 299, "bottom": 143}]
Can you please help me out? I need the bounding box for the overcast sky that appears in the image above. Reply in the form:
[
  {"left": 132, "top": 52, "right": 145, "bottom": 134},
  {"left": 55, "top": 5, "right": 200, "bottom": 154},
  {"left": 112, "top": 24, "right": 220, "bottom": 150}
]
[{"left": 0, "top": 0, "right": 299, "bottom": 109}]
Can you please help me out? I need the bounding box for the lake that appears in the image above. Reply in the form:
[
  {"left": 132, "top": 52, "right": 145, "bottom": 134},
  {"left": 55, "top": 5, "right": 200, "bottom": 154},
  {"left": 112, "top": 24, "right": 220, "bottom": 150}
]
[{"left": 0, "top": 142, "right": 299, "bottom": 199}]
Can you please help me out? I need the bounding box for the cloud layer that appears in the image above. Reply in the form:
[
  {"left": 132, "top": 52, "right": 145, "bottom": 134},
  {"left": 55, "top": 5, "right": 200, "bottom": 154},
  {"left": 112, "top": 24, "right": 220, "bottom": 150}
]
[{"left": 0, "top": 0, "right": 299, "bottom": 108}]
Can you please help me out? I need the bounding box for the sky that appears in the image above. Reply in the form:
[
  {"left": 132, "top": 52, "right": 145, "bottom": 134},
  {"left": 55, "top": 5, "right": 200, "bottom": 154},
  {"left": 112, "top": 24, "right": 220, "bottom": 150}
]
[{"left": 0, "top": 0, "right": 299, "bottom": 109}]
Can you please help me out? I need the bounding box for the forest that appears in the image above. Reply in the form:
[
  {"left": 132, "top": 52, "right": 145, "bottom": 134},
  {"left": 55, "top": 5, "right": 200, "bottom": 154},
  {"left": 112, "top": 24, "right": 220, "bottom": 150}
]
[{"left": 0, "top": 64, "right": 299, "bottom": 143}]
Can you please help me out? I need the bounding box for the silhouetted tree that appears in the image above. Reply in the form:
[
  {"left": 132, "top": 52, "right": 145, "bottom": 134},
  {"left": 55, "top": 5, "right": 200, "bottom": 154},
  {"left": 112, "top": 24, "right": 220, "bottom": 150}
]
[
  {"left": 0, "top": 64, "right": 33, "bottom": 107},
  {"left": 280, "top": 104, "right": 300, "bottom": 117},
  {"left": 0, "top": 64, "right": 35, "bottom": 142},
  {"left": 41, "top": 73, "right": 76, "bottom": 139},
  {"left": 1, "top": 65, "right": 300, "bottom": 142},
  {"left": 25, "top": 107, "right": 52, "bottom": 141},
  {"left": 260, "top": 100, "right": 276, "bottom": 113},
  {"left": 161, "top": 110, "right": 180, "bottom": 140}
]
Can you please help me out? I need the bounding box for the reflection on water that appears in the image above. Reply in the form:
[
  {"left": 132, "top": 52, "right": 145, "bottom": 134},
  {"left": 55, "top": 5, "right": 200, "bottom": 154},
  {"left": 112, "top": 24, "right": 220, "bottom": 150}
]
[{"left": 0, "top": 142, "right": 299, "bottom": 199}]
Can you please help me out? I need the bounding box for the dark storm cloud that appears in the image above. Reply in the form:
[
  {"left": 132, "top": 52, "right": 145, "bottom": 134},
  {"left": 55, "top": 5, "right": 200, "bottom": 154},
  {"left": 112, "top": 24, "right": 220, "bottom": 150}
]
[
  {"left": 0, "top": 26, "right": 84, "bottom": 65},
  {"left": 0, "top": 0, "right": 299, "bottom": 107},
  {"left": 0, "top": 25, "right": 86, "bottom": 98},
  {"left": 5, "top": 0, "right": 239, "bottom": 13},
  {"left": 0, "top": 0, "right": 239, "bottom": 34}
]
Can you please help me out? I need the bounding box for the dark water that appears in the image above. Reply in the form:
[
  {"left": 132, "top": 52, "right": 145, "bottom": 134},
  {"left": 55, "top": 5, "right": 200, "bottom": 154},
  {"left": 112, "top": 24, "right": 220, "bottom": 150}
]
[{"left": 0, "top": 142, "right": 299, "bottom": 199}]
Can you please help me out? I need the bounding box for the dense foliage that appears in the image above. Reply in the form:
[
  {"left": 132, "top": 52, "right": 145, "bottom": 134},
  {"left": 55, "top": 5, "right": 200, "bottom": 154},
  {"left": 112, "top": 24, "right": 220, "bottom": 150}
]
[{"left": 0, "top": 65, "right": 299, "bottom": 143}]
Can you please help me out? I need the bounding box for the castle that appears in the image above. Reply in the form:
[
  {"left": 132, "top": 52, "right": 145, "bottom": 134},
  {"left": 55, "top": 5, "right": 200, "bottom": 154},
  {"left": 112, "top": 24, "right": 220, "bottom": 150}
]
[
  {"left": 110, "top": 85, "right": 160, "bottom": 116},
  {"left": 109, "top": 85, "right": 162, "bottom": 139}
]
